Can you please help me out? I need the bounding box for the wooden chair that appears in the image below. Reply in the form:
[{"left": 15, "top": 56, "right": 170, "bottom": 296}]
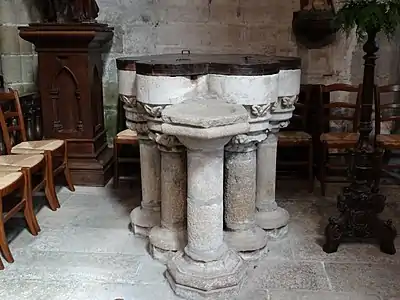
[
  {"left": 374, "top": 84, "right": 400, "bottom": 186},
  {"left": 0, "top": 89, "right": 75, "bottom": 210},
  {"left": 277, "top": 85, "right": 314, "bottom": 192},
  {"left": 319, "top": 84, "right": 362, "bottom": 196},
  {"left": 0, "top": 170, "right": 39, "bottom": 266},
  {"left": 113, "top": 129, "right": 140, "bottom": 188},
  {"left": 0, "top": 155, "right": 45, "bottom": 233}
]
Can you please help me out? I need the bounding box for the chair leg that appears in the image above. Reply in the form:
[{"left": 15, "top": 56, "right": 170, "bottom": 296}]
[
  {"left": 44, "top": 153, "right": 60, "bottom": 211},
  {"left": 21, "top": 170, "right": 39, "bottom": 236},
  {"left": 23, "top": 196, "right": 39, "bottom": 236},
  {"left": 320, "top": 143, "right": 327, "bottom": 197},
  {"left": 63, "top": 144, "right": 75, "bottom": 192},
  {"left": 113, "top": 141, "right": 120, "bottom": 189},
  {"left": 0, "top": 198, "right": 14, "bottom": 263},
  {"left": 308, "top": 143, "right": 314, "bottom": 193}
]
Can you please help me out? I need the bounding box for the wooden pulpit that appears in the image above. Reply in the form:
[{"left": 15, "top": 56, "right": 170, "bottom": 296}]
[{"left": 19, "top": 23, "right": 114, "bottom": 186}]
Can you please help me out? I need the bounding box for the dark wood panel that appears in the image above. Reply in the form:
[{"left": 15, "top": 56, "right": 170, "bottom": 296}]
[{"left": 19, "top": 23, "right": 114, "bottom": 186}]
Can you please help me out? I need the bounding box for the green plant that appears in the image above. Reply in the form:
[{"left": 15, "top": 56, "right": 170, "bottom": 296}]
[{"left": 335, "top": 0, "right": 400, "bottom": 41}]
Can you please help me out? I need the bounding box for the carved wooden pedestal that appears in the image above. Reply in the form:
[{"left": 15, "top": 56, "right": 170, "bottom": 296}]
[{"left": 19, "top": 23, "right": 114, "bottom": 186}]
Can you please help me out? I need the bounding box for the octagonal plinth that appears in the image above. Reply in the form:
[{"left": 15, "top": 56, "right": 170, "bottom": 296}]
[{"left": 166, "top": 249, "right": 246, "bottom": 300}]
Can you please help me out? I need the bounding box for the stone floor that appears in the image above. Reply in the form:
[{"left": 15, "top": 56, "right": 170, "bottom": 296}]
[{"left": 1, "top": 180, "right": 400, "bottom": 300}]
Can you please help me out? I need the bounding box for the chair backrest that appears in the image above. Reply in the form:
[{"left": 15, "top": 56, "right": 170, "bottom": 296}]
[
  {"left": 374, "top": 84, "right": 400, "bottom": 136},
  {"left": 0, "top": 89, "right": 27, "bottom": 154},
  {"left": 320, "top": 83, "right": 362, "bottom": 133}
]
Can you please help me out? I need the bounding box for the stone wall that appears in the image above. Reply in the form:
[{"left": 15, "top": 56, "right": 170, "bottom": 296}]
[
  {"left": 0, "top": 0, "right": 39, "bottom": 93},
  {"left": 98, "top": 0, "right": 400, "bottom": 138},
  {"left": 1, "top": 0, "right": 400, "bottom": 142}
]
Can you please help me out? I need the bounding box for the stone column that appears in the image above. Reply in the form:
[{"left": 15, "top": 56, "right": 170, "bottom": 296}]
[
  {"left": 149, "top": 133, "right": 187, "bottom": 263},
  {"left": 167, "top": 137, "right": 246, "bottom": 299},
  {"left": 256, "top": 129, "right": 290, "bottom": 239},
  {"left": 119, "top": 70, "right": 161, "bottom": 237},
  {"left": 161, "top": 97, "right": 249, "bottom": 300},
  {"left": 130, "top": 136, "right": 162, "bottom": 237},
  {"left": 224, "top": 132, "right": 268, "bottom": 260}
]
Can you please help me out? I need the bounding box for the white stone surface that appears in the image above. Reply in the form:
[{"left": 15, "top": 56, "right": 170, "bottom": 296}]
[
  {"left": 208, "top": 73, "right": 279, "bottom": 105},
  {"left": 278, "top": 69, "right": 301, "bottom": 97},
  {"left": 162, "top": 94, "right": 249, "bottom": 128},
  {"left": 256, "top": 133, "right": 278, "bottom": 212},
  {"left": 118, "top": 70, "right": 137, "bottom": 96},
  {"left": 136, "top": 74, "right": 208, "bottom": 105},
  {"left": 161, "top": 97, "right": 250, "bottom": 140}
]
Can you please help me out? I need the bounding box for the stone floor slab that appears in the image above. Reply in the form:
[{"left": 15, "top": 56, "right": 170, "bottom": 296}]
[
  {"left": 247, "top": 259, "right": 330, "bottom": 291},
  {"left": 0, "top": 250, "right": 141, "bottom": 284},
  {"left": 0, "top": 279, "right": 78, "bottom": 300},
  {"left": 325, "top": 262, "right": 400, "bottom": 299},
  {"left": 23, "top": 227, "right": 149, "bottom": 256},
  {"left": 236, "top": 288, "right": 269, "bottom": 300},
  {"left": 3, "top": 181, "right": 400, "bottom": 300},
  {"left": 37, "top": 205, "right": 132, "bottom": 230},
  {"left": 268, "top": 290, "right": 382, "bottom": 300},
  {"left": 264, "top": 235, "right": 294, "bottom": 260},
  {"left": 292, "top": 234, "right": 400, "bottom": 264},
  {"left": 70, "top": 282, "right": 181, "bottom": 300},
  {"left": 132, "top": 255, "right": 170, "bottom": 284},
  {"left": 59, "top": 193, "right": 139, "bottom": 212}
]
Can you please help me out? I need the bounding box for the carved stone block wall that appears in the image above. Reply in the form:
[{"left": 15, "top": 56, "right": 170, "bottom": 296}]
[{"left": 0, "top": 0, "right": 40, "bottom": 93}]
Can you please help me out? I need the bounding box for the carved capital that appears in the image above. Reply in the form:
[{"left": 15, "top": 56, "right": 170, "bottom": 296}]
[
  {"left": 120, "top": 94, "right": 137, "bottom": 106},
  {"left": 270, "top": 120, "right": 290, "bottom": 132},
  {"left": 133, "top": 123, "right": 149, "bottom": 137},
  {"left": 271, "top": 95, "right": 298, "bottom": 112},
  {"left": 226, "top": 132, "right": 268, "bottom": 153},
  {"left": 250, "top": 104, "right": 271, "bottom": 118},
  {"left": 148, "top": 131, "right": 184, "bottom": 152},
  {"left": 137, "top": 102, "right": 167, "bottom": 119}
]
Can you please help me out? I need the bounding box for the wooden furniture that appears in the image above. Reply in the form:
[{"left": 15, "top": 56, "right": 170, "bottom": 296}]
[
  {"left": 277, "top": 85, "right": 314, "bottom": 192},
  {"left": 19, "top": 23, "right": 114, "bottom": 186},
  {"left": 374, "top": 84, "right": 400, "bottom": 186},
  {"left": 0, "top": 170, "right": 38, "bottom": 265},
  {"left": 116, "top": 94, "right": 128, "bottom": 134},
  {"left": 0, "top": 92, "right": 43, "bottom": 155},
  {"left": 0, "top": 154, "right": 45, "bottom": 234},
  {"left": 319, "top": 83, "right": 362, "bottom": 195},
  {"left": 0, "top": 89, "right": 75, "bottom": 210},
  {"left": 113, "top": 129, "right": 140, "bottom": 188}
]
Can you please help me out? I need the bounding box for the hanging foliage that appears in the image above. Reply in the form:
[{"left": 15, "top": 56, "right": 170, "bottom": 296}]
[{"left": 335, "top": 0, "right": 400, "bottom": 41}]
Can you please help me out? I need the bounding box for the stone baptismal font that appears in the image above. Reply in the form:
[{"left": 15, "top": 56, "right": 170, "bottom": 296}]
[{"left": 117, "top": 52, "right": 301, "bottom": 299}]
